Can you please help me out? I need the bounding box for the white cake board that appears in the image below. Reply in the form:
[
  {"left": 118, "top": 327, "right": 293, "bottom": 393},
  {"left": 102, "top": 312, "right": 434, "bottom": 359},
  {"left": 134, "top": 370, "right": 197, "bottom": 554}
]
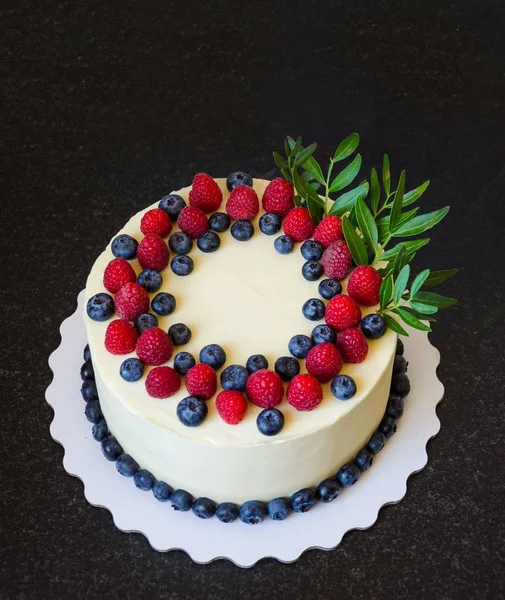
[{"left": 46, "top": 291, "right": 444, "bottom": 567}]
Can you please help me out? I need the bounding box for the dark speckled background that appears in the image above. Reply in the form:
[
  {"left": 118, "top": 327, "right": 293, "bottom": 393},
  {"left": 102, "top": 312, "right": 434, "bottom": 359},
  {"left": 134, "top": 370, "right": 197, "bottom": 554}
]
[{"left": 2, "top": 1, "right": 505, "bottom": 598}]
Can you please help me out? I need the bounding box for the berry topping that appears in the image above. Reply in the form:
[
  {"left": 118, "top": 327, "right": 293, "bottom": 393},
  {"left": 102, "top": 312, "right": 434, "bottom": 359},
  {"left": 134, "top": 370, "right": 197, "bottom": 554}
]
[
  {"left": 189, "top": 173, "right": 223, "bottom": 213},
  {"left": 111, "top": 234, "right": 138, "bottom": 260},
  {"left": 159, "top": 194, "right": 186, "bottom": 220},
  {"left": 325, "top": 294, "right": 362, "bottom": 331},
  {"left": 245, "top": 369, "right": 284, "bottom": 408},
  {"left": 177, "top": 205, "right": 209, "bottom": 238},
  {"left": 290, "top": 488, "right": 317, "bottom": 513},
  {"left": 302, "top": 298, "right": 326, "bottom": 321},
  {"left": 216, "top": 502, "right": 239, "bottom": 523},
  {"left": 192, "top": 497, "right": 217, "bottom": 519},
  {"left": 81, "top": 380, "right": 98, "bottom": 402},
  {"left": 256, "top": 408, "right": 285, "bottom": 436},
  {"left": 387, "top": 394, "right": 404, "bottom": 419},
  {"left": 393, "top": 355, "right": 408, "bottom": 374},
  {"left": 80, "top": 360, "right": 94, "bottom": 381},
  {"left": 168, "top": 231, "right": 193, "bottom": 254},
  {"left": 301, "top": 240, "right": 324, "bottom": 261},
  {"left": 171, "top": 254, "right": 194, "bottom": 276},
  {"left": 262, "top": 178, "right": 295, "bottom": 217},
  {"left": 137, "top": 268, "right": 163, "bottom": 293},
  {"left": 379, "top": 415, "right": 397, "bottom": 438},
  {"left": 259, "top": 212, "right": 282, "bottom": 235},
  {"left": 355, "top": 448, "right": 374, "bottom": 471},
  {"left": 347, "top": 265, "right": 383, "bottom": 306},
  {"left": 311, "top": 323, "right": 337, "bottom": 345},
  {"left": 230, "top": 219, "right": 254, "bottom": 241},
  {"left": 120, "top": 357, "right": 144, "bottom": 382},
  {"left": 288, "top": 334, "right": 314, "bottom": 359},
  {"left": 197, "top": 231, "right": 221, "bottom": 253},
  {"left": 101, "top": 436, "right": 124, "bottom": 461},
  {"left": 246, "top": 354, "right": 269, "bottom": 373},
  {"left": 87, "top": 293, "right": 114, "bottom": 322},
  {"left": 208, "top": 212, "right": 231, "bottom": 232},
  {"left": 199, "top": 344, "right": 226, "bottom": 370},
  {"left": 226, "top": 171, "right": 253, "bottom": 191},
  {"left": 316, "top": 479, "right": 341, "bottom": 503},
  {"left": 134, "top": 312, "right": 158, "bottom": 334},
  {"left": 391, "top": 373, "right": 411, "bottom": 398},
  {"left": 173, "top": 351, "right": 196, "bottom": 375},
  {"left": 114, "top": 282, "right": 150, "bottom": 321},
  {"left": 116, "top": 454, "right": 139, "bottom": 477},
  {"left": 185, "top": 363, "right": 217, "bottom": 399},
  {"left": 151, "top": 292, "right": 176, "bottom": 316},
  {"left": 85, "top": 400, "right": 103, "bottom": 424},
  {"left": 321, "top": 239, "right": 352, "bottom": 280},
  {"left": 305, "top": 343, "right": 343, "bottom": 383},
  {"left": 267, "top": 498, "right": 291, "bottom": 520},
  {"left": 134, "top": 469, "right": 156, "bottom": 491},
  {"left": 239, "top": 500, "right": 266, "bottom": 525},
  {"left": 337, "top": 328, "right": 369, "bottom": 363},
  {"left": 152, "top": 480, "right": 172, "bottom": 502},
  {"left": 137, "top": 234, "right": 170, "bottom": 271},
  {"left": 336, "top": 464, "right": 360, "bottom": 486},
  {"left": 287, "top": 373, "right": 323, "bottom": 411},
  {"left": 140, "top": 208, "right": 172, "bottom": 237},
  {"left": 145, "top": 366, "right": 181, "bottom": 398},
  {"left": 360, "top": 313, "right": 387, "bottom": 339},
  {"left": 83, "top": 344, "right": 91, "bottom": 361},
  {"left": 168, "top": 323, "right": 192, "bottom": 345},
  {"left": 331, "top": 374, "right": 357, "bottom": 400},
  {"left": 301, "top": 260, "right": 323, "bottom": 281},
  {"left": 103, "top": 258, "right": 137, "bottom": 294},
  {"left": 283, "top": 207, "right": 316, "bottom": 242},
  {"left": 226, "top": 185, "right": 259, "bottom": 220},
  {"left": 367, "top": 431, "right": 387, "bottom": 454},
  {"left": 274, "top": 234, "right": 295, "bottom": 254},
  {"left": 396, "top": 338, "right": 405, "bottom": 356},
  {"left": 170, "top": 489, "right": 193, "bottom": 511},
  {"left": 275, "top": 356, "right": 300, "bottom": 381},
  {"left": 313, "top": 215, "right": 343, "bottom": 248},
  {"left": 220, "top": 364, "right": 249, "bottom": 391},
  {"left": 104, "top": 319, "right": 139, "bottom": 355},
  {"left": 177, "top": 396, "right": 208, "bottom": 426},
  {"left": 216, "top": 390, "right": 248, "bottom": 424},
  {"left": 92, "top": 420, "right": 109, "bottom": 442},
  {"left": 136, "top": 326, "right": 174, "bottom": 365},
  {"left": 318, "top": 278, "right": 342, "bottom": 300}
]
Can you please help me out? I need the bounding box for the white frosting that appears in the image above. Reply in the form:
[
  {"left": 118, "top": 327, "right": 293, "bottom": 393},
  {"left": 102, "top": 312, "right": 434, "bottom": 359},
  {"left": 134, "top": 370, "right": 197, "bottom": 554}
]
[{"left": 85, "top": 179, "right": 396, "bottom": 503}]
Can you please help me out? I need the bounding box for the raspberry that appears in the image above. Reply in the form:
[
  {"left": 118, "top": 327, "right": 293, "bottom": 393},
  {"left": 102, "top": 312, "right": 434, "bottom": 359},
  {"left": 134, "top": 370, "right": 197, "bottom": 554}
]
[
  {"left": 137, "top": 234, "right": 170, "bottom": 271},
  {"left": 321, "top": 239, "right": 353, "bottom": 280},
  {"left": 136, "top": 327, "right": 174, "bottom": 365},
  {"left": 145, "top": 366, "right": 181, "bottom": 398},
  {"left": 347, "top": 266, "right": 383, "bottom": 306},
  {"left": 177, "top": 205, "right": 209, "bottom": 238},
  {"left": 185, "top": 363, "right": 217, "bottom": 400},
  {"left": 104, "top": 319, "right": 138, "bottom": 355},
  {"left": 188, "top": 173, "right": 223, "bottom": 213},
  {"left": 114, "top": 282, "right": 150, "bottom": 321},
  {"left": 226, "top": 185, "right": 259, "bottom": 220},
  {"left": 245, "top": 369, "right": 284, "bottom": 408},
  {"left": 286, "top": 374, "right": 323, "bottom": 411},
  {"left": 337, "top": 328, "right": 369, "bottom": 363},
  {"left": 103, "top": 258, "right": 136, "bottom": 294},
  {"left": 140, "top": 208, "right": 172, "bottom": 237},
  {"left": 283, "top": 207, "right": 316, "bottom": 242},
  {"left": 313, "top": 215, "right": 343, "bottom": 248},
  {"left": 215, "top": 390, "right": 248, "bottom": 424},
  {"left": 261, "top": 178, "right": 295, "bottom": 217},
  {"left": 325, "top": 294, "right": 362, "bottom": 332},
  {"left": 305, "top": 343, "right": 343, "bottom": 383}
]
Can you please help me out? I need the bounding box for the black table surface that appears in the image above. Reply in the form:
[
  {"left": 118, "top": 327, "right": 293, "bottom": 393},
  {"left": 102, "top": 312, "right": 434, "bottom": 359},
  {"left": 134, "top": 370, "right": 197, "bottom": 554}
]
[{"left": 2, "top": 1, "right": 505, "bottom": 598}]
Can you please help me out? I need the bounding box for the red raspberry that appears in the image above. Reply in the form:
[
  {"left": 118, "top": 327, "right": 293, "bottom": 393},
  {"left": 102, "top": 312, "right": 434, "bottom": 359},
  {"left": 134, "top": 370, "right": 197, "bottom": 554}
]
[
  {"left": 305, "top": 343, "right": 343, "bottom": 383},
  {"left": 177, "top": 205, "right": 209, "bottom": 238},
  {"left": 286, "top": 374, "right": 323, "bottom": 411},
  {"left": 226, "top": 185, "right": 259, "bottom": 220},
  {"left": 136, "top": 327, "right": 174, "bottom": 366},
  {"left": 283, "top": 207, "right": 316, "bottom": 242},
  {"left": 245, "top": 369, "right": 284, "bottom": 408},
  {"left": 114, "top": 282, "right": 150, "bottom": 321},
  {"left": 321, "top": 239, "right": 353, "bottom": 280},
  {"left": 145, "top": 366, "right": 181, "bottom": 398},
  {"left": 103, "top": 258, "right": 136, "bottom": 294},
  {"left": 325, "top": 294, "right": 362, "bottom": 332},
  {"left": 185, "top": 363, "right": 217, "bottom": 400},
  {"left": 140, "top": 208, "right": 172, "bottom": 237},
  {"left": 188, "top": 173, "right": 223, "bottom": 213},
  {"left": 215, "top": 390, "right": 248, "bottom": 424},
  {"left": 337, "top": 328, "right": 369, "bottom": 363},
  {"left": 313, "top": 215, "right": 343, "bottom": 248},
  {"left": 104, "top": 319, "right": 138, "bottom": 355},
  {"left": 347, "top": 266, "right": 382, "bottom": 306},
  {"left": 137, "top": 234, "right": 170, "bottom": 271},
  {"left": 261, "top": 178, "right": 295, "bottom": 217}
]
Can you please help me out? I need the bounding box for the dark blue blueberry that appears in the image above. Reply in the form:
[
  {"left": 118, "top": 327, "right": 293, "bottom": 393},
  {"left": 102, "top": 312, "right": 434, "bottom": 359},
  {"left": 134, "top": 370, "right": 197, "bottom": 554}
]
[
  {"left": 302, "top": 260, "right": 323, "bottom": 281},
  {"left": 246, "top": 354, "right": 268, "bottom": 373},
  {"left": 134, "top": 469, "right": 156, "bottom": 491},
  {"left": 171, "top": 254, "right": 194, "bottom": 276},
  {"left": 393, "top": 355, "right": 408, "bottom": 374},
  {"left": 396, "top": 338, "right": 404, "bottom": 356},
  {"left": 259, "top": 212, "right": 282, "bottom": 235},
  {"left": 316, "top": 478, "right": 341, "bottom": 503},
  {"left": 169, "top": 231, "right": 193, "bottom": 254},
  {"left": 85, "top": 400, "right": 103, "bottom": 423},
  {"left": 169, "top": 323, "right": 192, "bottom": 345},
  {"left": 288, "top": 334, "right": 313, "bottom": 359},
  {"left": 221, "top": 364, "right": 249, "bottom": 391},
  {"left": 267, "top": 498, "right": 291, "bottom": 521},
  {"left": 173, "top": 352, "right": 196, "bottom": 375},
  {"left": 83, "top": 344, "right": 91, "bottom": 362},
  {"left": 116, "top": 454, "right": 139, "bottom": 477},
  {"left": 101, "top": 436, "right": 124, "bottom": 461},
  {"left": 367, "top": 431, "right": 387, "bottom": 454},
  {"left": 215, "top": 502, "right": 238, "bottom": 523},
  {"left": 290, "top": 488, "right": 317, "bottom": 513},
  {"left": 81, "top": 380, "right": 98, "bottom": 402},
  {"left": 355, "top": 448, "right": 374, "bottom": 471},
  {"left": 379, "top": 415, "right": 397, "bottom": 438},
  {"left": 360, "top": 314, "right": 387, "bottom": 339},
  {"left": 231, "top": 220, "right": 254, "bottom": 241},
  {"left": 239, "top": 500, "right": 266, "bottom": 525},
  {"left": 274, "top": 356, "right": 300, "bottom": 381},
  {"left": 391, "top": 373, "right": 410, "bottom": 398},
  {"left": 274, "top": 235, "right": 294, "bottom": 254},
  {"left": 336, "top": 464, "right": 360, "bottom": 487},
  {"left": 311, "top": 324, "right": 336, "bottom": 345},
  {"left": 256, "top": 408, "right": 285, "bottom": 436},
  {"left": 302, "top": 298, "right": 326, "bottom": 321},
  {"left": 177, "top": 396, "right": 208, "bottom": 426},
  {"left": 119, "top": 358, "right": 144, "bottom": 382},
  {"left": 151, "top": 292, "right": 176, "bottom": 316},
  {"left": 209, "top": 212, "right": 231, "bottom": 232},
  {"left": 301, "top": 240, "right": 324, "bottom": 261},
  {"left": 111, "top": 234, "right": 138, "bottom": 259},
  {"left": 92, "top": 419, "right": 109, "bottom": 442},
  {"left": 331, "top": 375, "right": 357, "bottom": 400},
  {"left": 80, "top": 360, "right": 94, "bottom": 381},
  {"left": 152, "top": 481, "right": 173, "bottom": 502},
  {"left": 134, "top": 313, "right": 158, "bottom": 334},
  {"left": 86, "top": 293, "right": 114, "bottom": 322},
  {"left": 318, "top": 278, "right": 342, "bottom": 300},
  {"left": 387, "top": 394, "right": 404, "bottom": 419},
  {"left": 192, "top": 497, "right": 217, "bottom": 519},
  {"left": 197, "top": 231, "right": 221, "bottom": 253},
  {"left": 159, "top": 194, "right": 186, "bottom": 220},
  {"left": 170, "top": 489, "right": 193, "bottom": 511},
  {"left": 199, "top": 344, "right": 227, "bottom": 370},
  {"left": 137, "top": 269, "right": 163, "bottom": 293},
  {"left": 226, "top": 171, "right": 253, "bottom": 191}
]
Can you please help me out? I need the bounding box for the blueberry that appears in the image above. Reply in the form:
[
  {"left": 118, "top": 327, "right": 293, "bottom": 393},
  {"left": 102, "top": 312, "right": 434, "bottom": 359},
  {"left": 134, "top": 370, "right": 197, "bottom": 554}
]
[
  {"left": 396, "top": 338, "right": 404, "bottom": 356},
  {"left": 159, "top": 194, "right": 186, "bottom": 220},
  {"left": 367, "top": 431, "right": 387, "bottom": 454},
  {"left": 256, "top": 408, "right": 285, "bottom": 436},
  {"left": 216, "top": 502, "right": 238, "bottom": 523},
  {"left": 275, "top": 356, "right": 300, "bottom": 381},
  {"left": 221, "top": 364, "right": 249, "bottom": 391},
  {"left": 152, "top": 481, "right": 173, "bottom": 502},
  {"left": 168, "top": 231, "right": 193, "bottom": 254},
  {"left": 173, "top": 352, "right": 196, "bottom": 375},
  {"left": 197, "top": 231, "right": 221, "bottom": 253},
  {"left": 231, "top": 219, "right": 254, "bottom": 241},
  {"left": 86, "top": 293, "right": 114, "bottom": 322},
  {"left": 170, "top": 489, "right": 194, "bottom": 511},
  {"left": 391, "top": 373, "right": 410, "bottom": 398},
  {"left": 316, "top": 478, "right": 341, "bottom": 503},
  {"left": 318, "top": 278, "right": 342, "bottom": 300},
  {"left": 259, "top": 212, "right": 282, "bottom": 235},
  {"left": 199, "top": 344, "right": 226, "bottom": 370},
  {"left": 336, "top": 464, "right": 360, "bottom": 487},
  {"left": 301, "top": 240, "right": 324, "bottom": 261},
  {"left": 355, "top": 448, "right": 374, "bottom": 471},
  {"left": 101, "top": 436, "right": 124, "bottom": 461},
  {"left": 111, "top": 234, "right": 138, "bottom": 259},
  {"left": 267, "top": 498, "right": 291, "bottom": 520},
  {"left": 331, "top": 375, "right": 357, "bottom": 400},
  {"left": 379, "top": 415, "right": 397, "bottom": 438},
  {"left": 169, "top": 323, "right": 192, "bottom": 345},
  {"left": 288, "top": 334, "right": 313, "bottom": 359},
  {"left": 387, "top": 394, "right": 404, "bottom": 419},
  {"left": 83, "top": 344, "right": 91, "bottom": 362},
  {"left": 177, "top": 396, "right": 208, "bottom": 426},
  {"left": 238, "top": 500, "right": 266, "bottom": 525},
  {"left": 137, "top": 269, "right": 163, "bottom": 293},
  {"left": 92, "top": 419, "right": 109, "bottom": 442},
  {"left": 274, "top": 235, "right": 294, "bottom": 254},
  {"left": 80, "top": 360, "right": 94, "bottom": 381},
  {"left": 134, "top": 313, "right": 158, "bottom": 334},
  {"left": 209, "top": 212, "right": 231, "bottom": 232},
  {"left": 393, "top": 355, "right": 408, "bottom": 374},
  {"left": 85, "top": 400, "right": 103, "bottom": 423},
  {"left": 360, "top": 314, "right": 387, "bottom": 339},
  {"left": 302, "top": 260, "right": 323, "bottom": 282},
  {"left": 81, "top": 380, "right": 98, "bottom": 402},
  {"left": 192, "top": 497, "right": 217, "bottom": 519},
  {"left": 246, "top": 354, "right": 268, "bottom": 373},
  {"left": 290, "top": 488, "right": 317, "bottom": 513},
  {"left": 134, "top": 469, "right": 156, "bottom": 491},
  {"left": 171, "top": 254, "right": 194, "bottom": 276},
  {"left": 311, "top": 324, "right": 336, "bottom": 345},
  {"left": 151, "top": 292, "right": 176, "bottom": 316},
  {"left": 116, "top": 454, "right": 139, "bottom": 477},
  {"left": 120, "top": 358, "right": 144, "bottom": 382},
  {"left": 302, "top": 298, "right": 326, "bottom": 321},
  {"left": 226, "top": 171, "right": 253, "bottom": 191}
]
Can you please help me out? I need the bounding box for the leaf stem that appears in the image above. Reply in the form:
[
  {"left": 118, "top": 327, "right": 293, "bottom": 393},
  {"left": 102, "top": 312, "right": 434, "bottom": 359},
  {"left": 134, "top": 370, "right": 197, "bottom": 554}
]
[{"left": 324, "top": 158, "right": 336, "bottom": 215}]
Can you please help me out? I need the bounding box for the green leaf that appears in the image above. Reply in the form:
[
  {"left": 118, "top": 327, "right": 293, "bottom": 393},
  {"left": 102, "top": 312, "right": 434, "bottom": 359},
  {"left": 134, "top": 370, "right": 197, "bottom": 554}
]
[
  {"left": 292, "top": 137, "right": 303, "bottom": 156},
  {"left": 333, "top": 133, "right": 360, "bottom": 162},
  {"left": 294, "top": 143, "right": 317, "bottom": 168},
  {"left": 329, "top": 154, "right": 362, "bottom": 193},
  {"left": 306, "top": 182, "right": 325, "bottom": 206},
  {"left": 394, "top": 307, "right": 432, "bottom": 332},
  {"left": 410, "top": 301, "right": 438, "bottom": 315},
  {"left": 389, "top": 170, "right": 405, "bottom": 232},
  {"left": 379, "top": 238, "right": 430, "bottom": 263},
  {"left": 403, "top": 180, "right": 430, "bottom": 207},
  {"left": 370, "top": 168, "right": 380, "bottom": 215},
  {"left": 410, "top": 269, "right": 430, "bottom": 297},
  {"left": 383, "top": 313, "right": 409, "bottom": 336},
  {"left": 394, "top": 264, "right": 410, "bottom": 304},
  {"left": 423, "top": 268, "right": 459, "bottom": 287},
  {"left": 393, "top": 207, "right": 450, "bottom": 237},
  {"left": 398, "top": 306, "right": 437, "bottom": 322},
  {"left": 328, "top": 182, "right": 369, "bottom": 217},
  {"left": 392, "top": 245, "right": 406, "bottom": 278},
  {"left": 280, "top": 167, "right": 291, "bottom": 182},
  {"left": 397, "top": 207, "right": 419, "bottom": 227},
  {"left": 380, "top": 275, "right": 393, "bottom": 310},
  {"left": 355, "top": 196, "right": 378, "bottom": 253},
  {"left": 284, "top": 138, "right": 292, "bottom": 157},
  {"left": 342, "top": 215, "right": 368, "bottom": 266},
  {"left": 293, "top": 195, "right": 302, "bottom": 208},
  {"left": 293, "top": 169, "right": 308, "bottom": 198},
  {"left": 413, "top": 291, "right": 457, "bottom": 308},
  {"left": 382, "top": 154, "right": 391, "bottom": 196},
  {"left": 377, "top": 216, "right": 390, "bottom": 244},
  {"left": 307, "top": 196, "right": 324, "bottom": 224},
  {"left": 273, "top": 151, "right": 287, "bottom": 170},
  {"left": 303, "top": 157, "right": 325, "bottom": 185}
]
